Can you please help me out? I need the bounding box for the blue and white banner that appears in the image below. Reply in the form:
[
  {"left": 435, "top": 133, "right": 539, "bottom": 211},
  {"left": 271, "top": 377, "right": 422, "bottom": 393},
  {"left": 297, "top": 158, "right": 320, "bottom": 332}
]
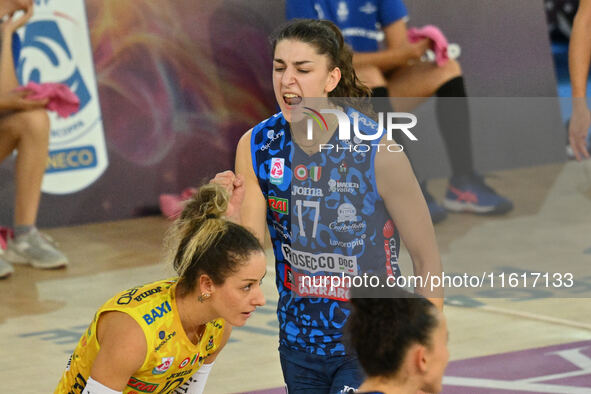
[{"left": 17, "top": 0, "right": 108, "bottom": 194}]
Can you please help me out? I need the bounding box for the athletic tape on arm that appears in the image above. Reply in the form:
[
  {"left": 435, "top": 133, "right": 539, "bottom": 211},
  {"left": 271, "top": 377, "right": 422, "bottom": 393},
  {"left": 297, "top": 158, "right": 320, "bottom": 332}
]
[
  {"left": 81, "top": 376, "right": 123, "bottom": 394},
  {"left": 173, "top": 362, "right": 215, "bottom": 394}
]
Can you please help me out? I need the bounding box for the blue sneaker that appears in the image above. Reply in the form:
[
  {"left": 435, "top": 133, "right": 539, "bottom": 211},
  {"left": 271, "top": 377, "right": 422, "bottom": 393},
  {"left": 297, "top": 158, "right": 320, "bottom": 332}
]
[
  {"left": 420, "top": 182, "right": 447, "bottom": 223},
  {"left": 443, "top": 174, "right": 513, "bottom": 215}
]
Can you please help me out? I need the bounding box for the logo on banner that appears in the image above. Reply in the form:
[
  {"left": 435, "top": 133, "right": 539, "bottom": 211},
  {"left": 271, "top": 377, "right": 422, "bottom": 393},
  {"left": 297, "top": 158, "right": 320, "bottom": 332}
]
[
  {"left": 46, "top": 146, "right": 97, "bottom": 173},
  {"left": 16, "top": 2, "right": 108, "bottom": 194},
  {"left": 18, "top": 20, "right": 90, "bottom": 112}
]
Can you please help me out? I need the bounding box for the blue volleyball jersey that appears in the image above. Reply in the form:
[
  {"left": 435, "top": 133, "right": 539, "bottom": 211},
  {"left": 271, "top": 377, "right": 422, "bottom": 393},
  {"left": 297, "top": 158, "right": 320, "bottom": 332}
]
[
  {"left": 251, "top": 110, "right": 401, "bottom": 355},
  {"left": 286, "top": 0, "right": 408, "bottom": 52}
]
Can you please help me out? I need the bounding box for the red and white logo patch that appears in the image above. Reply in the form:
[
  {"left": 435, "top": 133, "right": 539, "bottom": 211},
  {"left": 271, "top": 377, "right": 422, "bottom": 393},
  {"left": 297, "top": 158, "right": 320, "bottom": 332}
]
[
  {"left": 294, "top": 165, "right": 307, "bottom": 181},
  {"left": 270, "top": 158, "right": 284, "bottom": 185}
]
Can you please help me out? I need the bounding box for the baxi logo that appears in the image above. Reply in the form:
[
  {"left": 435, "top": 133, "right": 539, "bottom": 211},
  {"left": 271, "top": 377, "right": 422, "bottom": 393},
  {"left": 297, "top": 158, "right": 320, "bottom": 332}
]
[{"left": 18, "top": 20, "right": 90, "bottom": 112}]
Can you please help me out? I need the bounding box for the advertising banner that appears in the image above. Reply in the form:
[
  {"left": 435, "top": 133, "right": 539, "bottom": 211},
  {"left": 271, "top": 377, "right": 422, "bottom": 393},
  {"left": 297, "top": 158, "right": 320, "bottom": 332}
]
[{"left": 17, "top": 0, "right": 108, "bottom": 194}]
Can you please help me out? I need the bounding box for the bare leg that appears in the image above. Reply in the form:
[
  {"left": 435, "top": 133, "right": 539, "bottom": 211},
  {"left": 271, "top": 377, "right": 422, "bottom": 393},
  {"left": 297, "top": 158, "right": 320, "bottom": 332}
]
[
  {"left": 0, "top": 109, "right": 50, "bottom": 226},
  {"left": 387, "top": 59, "right": 462, "bottom": 112},
  {"left": 354, "top": 64, "right": 387, "bottom": 88}
]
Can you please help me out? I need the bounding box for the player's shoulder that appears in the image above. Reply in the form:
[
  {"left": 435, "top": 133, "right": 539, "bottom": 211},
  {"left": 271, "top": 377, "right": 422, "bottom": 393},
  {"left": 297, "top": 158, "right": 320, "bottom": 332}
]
[
  {"left": 252, "top": 112, "right": 285, "bottom": 135},
  {"left": 345, "top": 107, "right": 380, "bottom": 135},
  {"left": 109, "top": 278, "right": 176, "bottom": 308}
]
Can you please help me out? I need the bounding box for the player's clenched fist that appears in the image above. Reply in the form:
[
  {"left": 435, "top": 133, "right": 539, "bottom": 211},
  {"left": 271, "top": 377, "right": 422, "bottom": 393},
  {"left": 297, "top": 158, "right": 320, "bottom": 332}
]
[{"left": 210, "top": 170, "right": 245, "bottom": 223}]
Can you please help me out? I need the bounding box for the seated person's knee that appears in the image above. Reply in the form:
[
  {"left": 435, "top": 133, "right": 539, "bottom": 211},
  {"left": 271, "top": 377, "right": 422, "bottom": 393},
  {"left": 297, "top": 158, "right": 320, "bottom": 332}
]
[
  {"left": 19, "top": 109, "right": 50, "bottom": 142},
  {"left": 354, "top": 64, "right": 387, "bottom": 88},
  {"left": 442, "top": 58, "right": 462, "bottom": 80}
]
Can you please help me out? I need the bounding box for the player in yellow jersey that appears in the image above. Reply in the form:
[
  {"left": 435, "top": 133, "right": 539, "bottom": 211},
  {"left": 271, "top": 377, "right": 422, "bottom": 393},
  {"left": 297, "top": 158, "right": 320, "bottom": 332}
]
[{"left": 55, "top": 182, "right": 267, "bottom": 394}]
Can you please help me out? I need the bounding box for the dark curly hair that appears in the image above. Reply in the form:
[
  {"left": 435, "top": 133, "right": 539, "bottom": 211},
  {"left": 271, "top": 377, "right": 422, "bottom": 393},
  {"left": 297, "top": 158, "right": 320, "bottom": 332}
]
[
  {"left": 270, "top": 19, "right": 372, "bottom": 110},
  {"left": 345, "top": 287, "right": 439, "bottom": 378}
]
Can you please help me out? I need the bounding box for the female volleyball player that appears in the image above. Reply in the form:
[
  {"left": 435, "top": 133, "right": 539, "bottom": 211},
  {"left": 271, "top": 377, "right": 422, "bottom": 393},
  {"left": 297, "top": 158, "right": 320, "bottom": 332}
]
[
  {"left": 54, "top": 183, "right": 266, "bottom": 394},
  {"left": 346, "top": 288, "right": 449, "bottom": 394},
  {"left": 214, "top": 19, "right": 443, "bottom": 393}
]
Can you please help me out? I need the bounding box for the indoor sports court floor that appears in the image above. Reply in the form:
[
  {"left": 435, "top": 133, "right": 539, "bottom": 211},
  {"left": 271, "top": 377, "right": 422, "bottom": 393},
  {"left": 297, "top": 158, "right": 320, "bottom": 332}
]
[{"left": 1, "top": 161, "right": 590, "bottom": 393}]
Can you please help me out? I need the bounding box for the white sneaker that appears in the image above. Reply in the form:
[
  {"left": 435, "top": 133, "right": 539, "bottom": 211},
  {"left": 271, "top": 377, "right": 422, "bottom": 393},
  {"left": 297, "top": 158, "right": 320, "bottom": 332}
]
[
  {"left": 4, "top": 228, "right": 68, "bottom": 269},
  {"left": 0, "top": 255, "right": 14, "bottom": 278}
]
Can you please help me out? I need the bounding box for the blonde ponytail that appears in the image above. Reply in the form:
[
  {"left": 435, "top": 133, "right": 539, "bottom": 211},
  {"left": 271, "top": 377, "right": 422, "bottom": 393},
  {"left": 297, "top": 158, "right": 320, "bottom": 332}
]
[{"left": 167, "top": 183, "right": 263, "bottom": 295}]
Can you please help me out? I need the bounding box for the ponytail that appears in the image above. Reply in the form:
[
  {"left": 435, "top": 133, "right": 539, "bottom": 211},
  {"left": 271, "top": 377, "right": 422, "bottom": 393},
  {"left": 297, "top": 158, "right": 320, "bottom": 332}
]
[{"left": 167, "top": 183, "right": 263, "bottom": 295}]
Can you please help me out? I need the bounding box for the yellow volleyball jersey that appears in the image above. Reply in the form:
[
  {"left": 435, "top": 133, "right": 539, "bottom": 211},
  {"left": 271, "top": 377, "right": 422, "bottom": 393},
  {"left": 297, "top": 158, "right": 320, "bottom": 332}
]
[{"left": 55, "top": 278, "right": 225, "bottom": 394}]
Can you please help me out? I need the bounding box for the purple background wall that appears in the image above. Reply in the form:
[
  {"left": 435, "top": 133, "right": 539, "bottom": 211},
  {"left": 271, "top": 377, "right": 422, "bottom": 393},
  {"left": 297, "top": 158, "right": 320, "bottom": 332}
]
[{"left": 0, "top": 0, "right": 564, "bottom": 227}]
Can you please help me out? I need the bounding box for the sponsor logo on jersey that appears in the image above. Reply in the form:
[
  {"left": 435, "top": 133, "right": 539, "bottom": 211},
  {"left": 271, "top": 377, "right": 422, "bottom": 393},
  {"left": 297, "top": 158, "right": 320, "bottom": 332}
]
[
  {"left": 383, "top": 219, "right": 395, "bottom": 238},
  {"left": 143, "top": 301, "right": 172, "bottom": 325},
  {"left": 284, "top": 266, "right": 350, "bottom": 301},
  {"left": 337, "top": 203, "right": 358, "bottom": 222},
  {"left": 383, "top": 220, "right": 400, "bottom": 277},
  {"left": 206, "top": 335, "right": 215, "bottom": 351},
  {"left": 152, "top": 357, "right": 174, "bottom": 375},
  {"left": 270, "top": 157, "right": 284, "bottom": 185},
  {"left": 328, "top": 179, "right": 360, "bottom": 193},
  {"left": 314, "top": 3, "right": 326, "bottom": 19},
  {"left": 155, "top": 331, "right": 176, "bottom": 352},
  {"left": 292, "top": 185, "right": 324, "bottom": 197},
  {"left": 281, "top": 244, "right": 358, "bottom": 275},
  {"left": 329, "top": 203, "right": 366, "bottom": 232},
  {"left": 294, "top": 164, "right": 307, "bottom": 181},
  {"left": 271, "top": 218, "right": 290, "bottom": 240},
  {"left": 134, "top": 286, "right": 162, "bottom": 302},
  {"left": 127, "top": 377, "right": 159, "bottom": 393},
  {"left": 261, "top": 130, "right": 284, "bottom": 151},
  {"left": 65, "top": 354, "right": 72, "bottom": 371},
  {"left": 329, "top": 221, "right": 366, "bottom": 232},
  {"left": 359, "top": 1, "right": 377, "bottom": 14},
  {"left": 294, "top": 164, "right": 322, "bottom": 181},
  {"left": 329, "top": 236, "right": 365, "bottom": 249},
  {"left": 166, "top": 369, "right": 193, "bottom": 380},
  {"left": 268, "top": 196, "right": 288, "bottom": 214},
  {"left": 337, "top": 1, "right": 349, "bottom": 22},
  {"left": 117, "top": 287, "right": 140, "bottom": 305},
  {"left": 67, "top": 373, "right": 87, "bottom": 393}
]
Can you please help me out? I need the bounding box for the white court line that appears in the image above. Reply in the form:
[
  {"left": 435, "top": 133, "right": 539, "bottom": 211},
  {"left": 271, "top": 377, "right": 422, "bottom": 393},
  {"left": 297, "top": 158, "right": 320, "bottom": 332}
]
[
  {"left": 443, "top": 376, "right": 589, "bottom": 393},
  {"left": 476, "top": 304, "right": 591, "bottom": 331},
  {"left": 518, "top": 369, "right": 591, "bottom": 384}
]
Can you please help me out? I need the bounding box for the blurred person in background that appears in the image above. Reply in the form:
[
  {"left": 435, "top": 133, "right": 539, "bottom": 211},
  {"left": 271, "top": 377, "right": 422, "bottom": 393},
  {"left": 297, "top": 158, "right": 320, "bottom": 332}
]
[
  {"left": 0, "top": 0, "right": 68, "bottom": 278},
  {"left": 287, "top": 0, "right": 514, "bottom": 223},
  {"left": 568, "top": 0, "right": 591, "bottom": 160}
]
